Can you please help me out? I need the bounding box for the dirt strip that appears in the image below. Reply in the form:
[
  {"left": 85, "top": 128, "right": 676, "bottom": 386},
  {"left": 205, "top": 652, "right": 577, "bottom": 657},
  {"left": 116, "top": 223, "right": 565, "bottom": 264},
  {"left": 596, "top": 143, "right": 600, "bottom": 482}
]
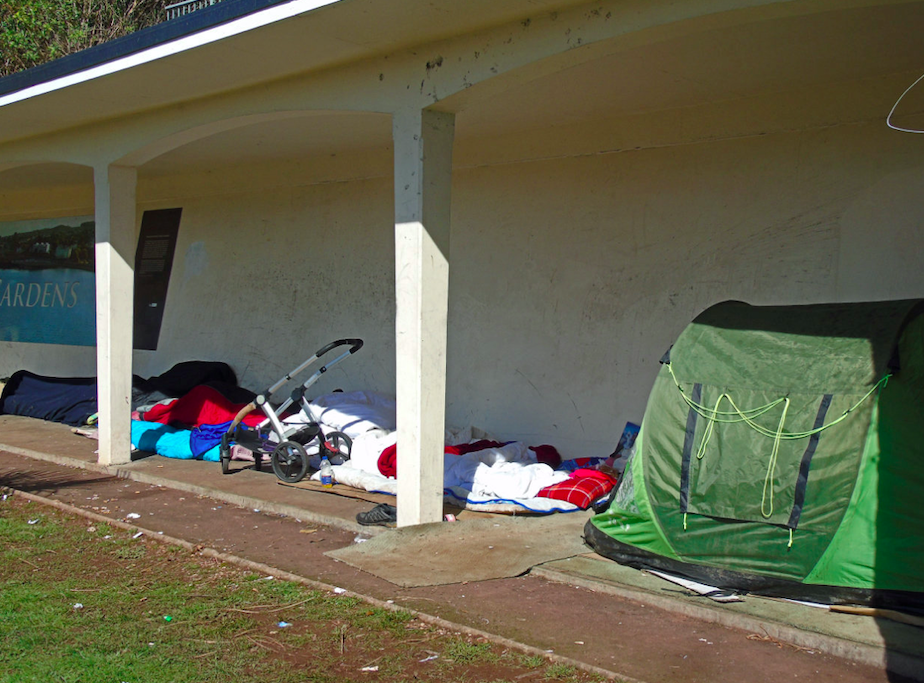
[{"left": 0, "top": 448, "right": 909, "bottom": 683}]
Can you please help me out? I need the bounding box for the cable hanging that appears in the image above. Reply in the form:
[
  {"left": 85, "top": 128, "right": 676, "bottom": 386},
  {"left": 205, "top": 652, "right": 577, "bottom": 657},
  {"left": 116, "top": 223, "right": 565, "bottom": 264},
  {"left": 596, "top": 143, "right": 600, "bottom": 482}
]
[
  {"left": 887, "top": 71, "right": 924, "bottom": 134},
  {"left": 667, "top": 363, "right": 889, "bottom": 441},
  {"left": 670, "top": 364, "right": 889, "bottom": 535}
]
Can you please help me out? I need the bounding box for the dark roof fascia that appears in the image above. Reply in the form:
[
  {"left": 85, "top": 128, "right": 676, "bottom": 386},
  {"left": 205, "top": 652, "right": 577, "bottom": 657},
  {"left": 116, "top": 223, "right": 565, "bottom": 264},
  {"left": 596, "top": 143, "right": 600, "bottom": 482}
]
[{"left": 0, "top": 0, "right": 296, "bottom": 98}]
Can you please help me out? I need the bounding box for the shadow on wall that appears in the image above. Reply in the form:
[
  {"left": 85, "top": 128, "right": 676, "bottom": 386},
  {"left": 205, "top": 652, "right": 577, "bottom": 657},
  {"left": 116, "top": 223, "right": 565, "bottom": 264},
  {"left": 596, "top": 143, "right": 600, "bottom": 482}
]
[{"left": 875, "top": 312, "right": 924, "bottom": 682}]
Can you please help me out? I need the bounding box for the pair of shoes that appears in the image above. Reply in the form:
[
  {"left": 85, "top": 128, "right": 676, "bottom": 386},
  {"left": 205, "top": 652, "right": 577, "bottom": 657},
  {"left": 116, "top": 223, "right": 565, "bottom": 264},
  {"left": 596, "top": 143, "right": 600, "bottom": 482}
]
[{"left": 356, "top": 503, "right": 397, "bottom": 527}]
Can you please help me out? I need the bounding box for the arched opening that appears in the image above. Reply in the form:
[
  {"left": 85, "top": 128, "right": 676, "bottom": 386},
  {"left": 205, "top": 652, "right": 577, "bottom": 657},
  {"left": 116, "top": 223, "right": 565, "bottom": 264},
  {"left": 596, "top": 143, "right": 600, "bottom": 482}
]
[{"left": 118, "top": 110, "right": 396, "bottom": 398}]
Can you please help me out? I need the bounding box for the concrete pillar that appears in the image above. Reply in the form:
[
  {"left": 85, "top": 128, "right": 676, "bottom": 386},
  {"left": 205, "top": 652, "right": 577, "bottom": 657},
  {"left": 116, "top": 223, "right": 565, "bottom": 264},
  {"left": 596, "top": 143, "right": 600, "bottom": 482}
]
[
  {"left": 93, "top": 164, "right": 137, "bottom": 466},
  {"left": 393, "top": 108, "right": 455, "bottom": 527}
]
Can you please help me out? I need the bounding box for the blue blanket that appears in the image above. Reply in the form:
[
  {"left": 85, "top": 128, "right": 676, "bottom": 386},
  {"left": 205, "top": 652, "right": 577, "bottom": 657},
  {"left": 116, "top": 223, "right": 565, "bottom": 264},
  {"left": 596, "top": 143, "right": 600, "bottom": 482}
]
[
  {"left": 0, "top": 361, "right": 243, "bottom": 427},
  {"left": 131, "top": 420, "right": 221, "bottom": 461},
  {"left": 0, "top": 371, "right": 98, "bottom": 427}
]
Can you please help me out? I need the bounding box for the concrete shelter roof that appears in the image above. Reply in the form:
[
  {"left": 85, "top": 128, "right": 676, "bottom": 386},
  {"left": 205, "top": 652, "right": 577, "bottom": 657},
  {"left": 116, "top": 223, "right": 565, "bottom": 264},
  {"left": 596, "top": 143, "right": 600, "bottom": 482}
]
[
  {"left": 0, "top": 0, "right": 922, "bottom": 169},
  {"left": 0, "top": 0, "right": 588, "bottom": 145}
]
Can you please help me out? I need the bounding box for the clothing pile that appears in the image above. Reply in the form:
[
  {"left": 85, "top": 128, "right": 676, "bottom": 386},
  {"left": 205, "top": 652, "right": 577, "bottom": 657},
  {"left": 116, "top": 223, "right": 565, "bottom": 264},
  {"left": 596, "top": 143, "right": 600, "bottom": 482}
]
[
  {"left": 0, "top": 361, "right": 243, "bottom": 429},
  {"left": 3, "top": 368, "right": 622, "bottom": 514},
  {"left": 279, "top": 390, "right": 622, "bottom": 514}
]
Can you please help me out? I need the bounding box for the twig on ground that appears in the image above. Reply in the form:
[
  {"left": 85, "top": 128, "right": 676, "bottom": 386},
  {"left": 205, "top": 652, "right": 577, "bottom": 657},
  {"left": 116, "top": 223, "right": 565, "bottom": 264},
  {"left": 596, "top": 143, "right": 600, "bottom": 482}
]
[
  {"left": 223, "top": 597, "right": 315, "bottom": 614},
  {"left": 746, "top": 628, "right": 783, "bottom": 648},
  {"left": 403, "top": 635, "right": 439, "bottom": 645},
  {"left": 245, "top": 634, "right": 285, "bottom": 653},
  {"left": 746, "top": 627, "right": 815, "bottom": 653}
]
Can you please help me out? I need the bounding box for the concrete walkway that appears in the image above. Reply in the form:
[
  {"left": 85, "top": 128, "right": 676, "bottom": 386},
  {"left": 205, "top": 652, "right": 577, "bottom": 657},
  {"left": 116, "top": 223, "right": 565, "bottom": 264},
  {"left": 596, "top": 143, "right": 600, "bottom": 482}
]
[{"left": 1, "top": 415, "right": 921, "bottom": 682}]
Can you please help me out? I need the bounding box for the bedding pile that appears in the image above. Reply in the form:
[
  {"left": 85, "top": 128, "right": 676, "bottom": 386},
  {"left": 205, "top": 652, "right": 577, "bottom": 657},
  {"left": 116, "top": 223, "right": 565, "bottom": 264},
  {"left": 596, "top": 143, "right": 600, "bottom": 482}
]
[
  {"left": 3, "top": 368, "right": 619, "bottom": 514},
  {"left": 134, "top": 388, "right": 620, "bottom": 513},
  {"left": 279, "top": 390, "right": 620, "bottom": 514},
  {"left": 0, "top": 362, "right": 239, "bottom": 427},
  {"left": 129, "top": 387, "right": 620, "bottom": 513},
  {"left": 130, "top": 383, "right": 266, "bottom": 461}
]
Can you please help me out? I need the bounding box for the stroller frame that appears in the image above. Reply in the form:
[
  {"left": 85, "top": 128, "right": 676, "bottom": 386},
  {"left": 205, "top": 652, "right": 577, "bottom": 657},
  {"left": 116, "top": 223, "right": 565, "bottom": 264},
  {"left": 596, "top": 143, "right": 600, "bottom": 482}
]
[{"left": 219, "top": 338, "right": 363, "bottom": 483}]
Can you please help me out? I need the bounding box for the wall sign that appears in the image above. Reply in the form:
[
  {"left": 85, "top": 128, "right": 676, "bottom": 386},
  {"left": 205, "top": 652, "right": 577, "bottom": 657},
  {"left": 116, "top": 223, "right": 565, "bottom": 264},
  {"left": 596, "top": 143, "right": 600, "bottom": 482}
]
[
  {"left": 133, "top": 208, "right": 182, "bottom": 351},
  {"left": 0, "top": 209, "right": 182, "bottom": 349},
  {"left": 0, "top": 216, "right": 96, "bottom": 346}
]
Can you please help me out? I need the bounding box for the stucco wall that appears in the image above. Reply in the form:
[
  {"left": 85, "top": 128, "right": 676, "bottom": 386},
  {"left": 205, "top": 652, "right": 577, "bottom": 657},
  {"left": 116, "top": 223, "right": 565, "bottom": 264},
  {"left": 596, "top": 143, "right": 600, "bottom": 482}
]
[
  {"left": 135, "top": 174, "right": 397, "bottom": 396},
  {"left": 2, "top": 113, "right": 923, "bottom": 457},
  {"left": 449, "top": 120, "right": 924, "bottom": 455}
]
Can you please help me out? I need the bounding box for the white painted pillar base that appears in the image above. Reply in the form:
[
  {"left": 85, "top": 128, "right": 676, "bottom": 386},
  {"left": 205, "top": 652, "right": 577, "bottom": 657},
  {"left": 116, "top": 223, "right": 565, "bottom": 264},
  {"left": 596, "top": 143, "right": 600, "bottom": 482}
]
[
  {"left": 393, "top": 108, "right": 455, "bottom": 527},
  {"left": 94, "top": 165, "right": 137, "bottom": 467}
]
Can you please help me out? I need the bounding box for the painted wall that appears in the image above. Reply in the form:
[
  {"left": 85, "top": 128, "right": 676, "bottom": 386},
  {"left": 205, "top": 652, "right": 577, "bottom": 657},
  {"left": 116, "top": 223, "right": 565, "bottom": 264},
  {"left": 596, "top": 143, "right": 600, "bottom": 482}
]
[
  {"left": 448, "top": 120, "right": 924, "bottom": 455},
  {"left": 132, "top": 173, "right": 397, "bottom": 397},
  {"left": 2, "top": 93, "right": 923, "bottom": 458}
]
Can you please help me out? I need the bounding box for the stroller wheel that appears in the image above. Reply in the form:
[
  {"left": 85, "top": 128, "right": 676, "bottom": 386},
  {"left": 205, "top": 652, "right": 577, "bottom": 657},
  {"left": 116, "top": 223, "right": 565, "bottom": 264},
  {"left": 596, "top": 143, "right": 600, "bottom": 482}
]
[
  {"left": 219, "top": 433, "right": 232, "bottom": 475},
  {"left": 220, "top": 447, "right": 231, "bottom": 475},
  {"left": 271, "top": 440, "right": 309, "bottom": 483},
  {"left": 323, "top": 431, "right": 352, "bottom": 461}
]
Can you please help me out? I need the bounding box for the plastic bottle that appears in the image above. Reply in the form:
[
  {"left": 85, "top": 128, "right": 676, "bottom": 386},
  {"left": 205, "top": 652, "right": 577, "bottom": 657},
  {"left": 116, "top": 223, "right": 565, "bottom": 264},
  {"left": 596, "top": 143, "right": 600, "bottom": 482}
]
[{"left": 319, "top": 456, "right": 334, "bottom": 488}]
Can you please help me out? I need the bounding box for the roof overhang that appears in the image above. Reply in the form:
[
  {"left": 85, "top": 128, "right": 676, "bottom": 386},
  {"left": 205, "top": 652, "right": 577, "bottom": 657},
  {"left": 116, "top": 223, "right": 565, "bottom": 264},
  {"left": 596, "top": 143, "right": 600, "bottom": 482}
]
[
  {"left": 1, "top": 0, "right": 923, "bottom": 167},
  {"left": 0, "top": 0, "right": 590, "bottom": 146}
]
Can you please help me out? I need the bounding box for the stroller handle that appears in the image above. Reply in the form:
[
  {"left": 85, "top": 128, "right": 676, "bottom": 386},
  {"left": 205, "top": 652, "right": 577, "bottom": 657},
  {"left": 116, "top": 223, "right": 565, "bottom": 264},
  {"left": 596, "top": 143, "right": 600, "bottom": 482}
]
[
  {"left": 227, "top": 400, "right": 257, "bottom": 434},
  {"left": 228, "top": 339, "right": 365, "bottom": 438},
  {"left": 314, "top": 338, "right": 363, "bottom": 357},
  {"left": 264, "top": 338, "right": 365, "bottom": 399}
]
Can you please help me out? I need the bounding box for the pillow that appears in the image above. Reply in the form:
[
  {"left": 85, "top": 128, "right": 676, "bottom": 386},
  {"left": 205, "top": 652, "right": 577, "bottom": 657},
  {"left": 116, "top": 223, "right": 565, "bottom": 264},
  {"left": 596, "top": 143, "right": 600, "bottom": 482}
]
[{"left": 537, "top": 470, "right": 617, "bottom": 509}]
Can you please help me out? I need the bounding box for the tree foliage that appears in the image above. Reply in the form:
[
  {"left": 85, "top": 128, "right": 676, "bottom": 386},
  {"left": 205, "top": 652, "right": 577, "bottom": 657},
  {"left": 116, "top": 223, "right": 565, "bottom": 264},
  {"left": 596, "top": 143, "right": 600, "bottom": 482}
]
[{"left": 0, "top": 1, "right": 164, "bottom": 77}]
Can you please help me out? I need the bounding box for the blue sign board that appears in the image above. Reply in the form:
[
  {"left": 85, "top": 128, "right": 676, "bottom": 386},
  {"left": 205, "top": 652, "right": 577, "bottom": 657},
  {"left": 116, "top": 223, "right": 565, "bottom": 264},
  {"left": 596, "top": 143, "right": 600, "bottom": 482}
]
[{"left": 0, "top": 216, "right": 96, "bottom": 346}]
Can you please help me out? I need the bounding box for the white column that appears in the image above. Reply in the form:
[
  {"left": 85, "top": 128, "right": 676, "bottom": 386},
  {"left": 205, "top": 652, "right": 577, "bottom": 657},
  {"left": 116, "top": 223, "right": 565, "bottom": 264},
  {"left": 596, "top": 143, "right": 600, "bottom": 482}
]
[
  {"left": 94, "top": 164, "right": 137, "bottom": 466},
  {"left": 393, "top": 108, "right": 455, "bottom": 527}
]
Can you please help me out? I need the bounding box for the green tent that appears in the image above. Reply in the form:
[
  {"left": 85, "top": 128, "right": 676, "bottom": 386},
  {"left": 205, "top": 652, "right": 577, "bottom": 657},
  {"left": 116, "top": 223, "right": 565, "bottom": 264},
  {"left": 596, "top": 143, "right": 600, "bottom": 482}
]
[{"left": 585, "top": 299, "right": 924, "bottom": 610}]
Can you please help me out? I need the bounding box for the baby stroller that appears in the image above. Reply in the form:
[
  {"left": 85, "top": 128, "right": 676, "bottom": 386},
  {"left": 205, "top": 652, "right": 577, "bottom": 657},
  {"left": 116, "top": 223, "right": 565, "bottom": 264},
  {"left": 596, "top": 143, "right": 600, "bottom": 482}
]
[{"left": 219, "top": 338, "right": 363, "bottom": 483}]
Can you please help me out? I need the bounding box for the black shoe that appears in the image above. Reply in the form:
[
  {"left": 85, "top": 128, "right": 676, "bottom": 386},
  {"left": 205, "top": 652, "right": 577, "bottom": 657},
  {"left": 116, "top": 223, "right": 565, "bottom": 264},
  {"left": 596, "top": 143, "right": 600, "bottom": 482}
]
[
  {"left": 591, "top": 487, "right": 618, "bottom": 514},
  {"left": 356, "top": 503, "right": 397, "bottom": 527}
]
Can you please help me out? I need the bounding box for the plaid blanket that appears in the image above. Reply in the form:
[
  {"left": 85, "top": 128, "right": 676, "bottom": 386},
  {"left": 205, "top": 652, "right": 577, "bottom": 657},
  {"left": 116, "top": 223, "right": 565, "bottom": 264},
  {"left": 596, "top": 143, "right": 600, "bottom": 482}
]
[{"left": 537, "top": 468, "right": 618, "bottom": 509}]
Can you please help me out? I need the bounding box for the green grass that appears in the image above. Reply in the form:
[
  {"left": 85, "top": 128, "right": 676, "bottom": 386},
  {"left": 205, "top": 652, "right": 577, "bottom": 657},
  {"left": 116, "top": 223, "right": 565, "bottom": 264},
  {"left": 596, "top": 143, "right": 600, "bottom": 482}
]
[
  {"left": 0, "top": 503, "right": 348, "bottom": 682},
  {"left": 442, "top": 637, "right": 499, "bottom": 664},
  {"left": 2, "top": 544, "right": 283, "bottom": 679},
  {"left": 518, "top": 653, "right": 548, "bottom": 668},
  {"left": 544, "top": 662, "right": 584, "bottom": 681},
  {"left": 0, "top": 496, "right": 604, "bottom": 682}
]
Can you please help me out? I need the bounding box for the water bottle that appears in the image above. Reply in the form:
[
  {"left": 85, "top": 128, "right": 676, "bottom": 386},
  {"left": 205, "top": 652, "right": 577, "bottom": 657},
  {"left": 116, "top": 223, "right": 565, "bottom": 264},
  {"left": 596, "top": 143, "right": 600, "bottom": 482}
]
[{"left": 319, "top": 456, "right": 334, "bottom": 488}]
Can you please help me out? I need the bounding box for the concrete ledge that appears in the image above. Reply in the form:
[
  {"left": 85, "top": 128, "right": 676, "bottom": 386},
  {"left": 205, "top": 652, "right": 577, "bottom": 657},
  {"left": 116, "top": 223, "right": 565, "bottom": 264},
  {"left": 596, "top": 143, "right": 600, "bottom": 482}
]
[
  {"left": 3, "top": 422, "right": 921, "bottom": 682},
  {"left": 0, "top": 438, "right": 383, "bottom": 537},
  {"left": 534, "top": 555, "right": 924, "bottom": 682}
]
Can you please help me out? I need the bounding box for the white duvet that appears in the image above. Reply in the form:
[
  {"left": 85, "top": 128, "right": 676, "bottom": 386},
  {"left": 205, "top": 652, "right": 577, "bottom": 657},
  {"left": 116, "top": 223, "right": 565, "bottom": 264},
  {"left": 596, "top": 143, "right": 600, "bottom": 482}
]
[{"left": 296, "top": 390, "right": 578, "bottom": 513}]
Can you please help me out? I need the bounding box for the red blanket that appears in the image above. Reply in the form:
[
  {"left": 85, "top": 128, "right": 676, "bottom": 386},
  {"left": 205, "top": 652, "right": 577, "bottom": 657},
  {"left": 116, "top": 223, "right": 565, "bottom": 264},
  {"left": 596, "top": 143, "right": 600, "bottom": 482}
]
[
  {"left": 377, "top": 440, "right": 563, "bottom": 478},
  {"left": 140, "top": 385, "right": 266, "bottom": 429},
  {"left": 377, "top": 439, "right": 507, "bottom": 478},
  {"left": 537, "top": 468, "right": 618, "bottom": 509}
]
